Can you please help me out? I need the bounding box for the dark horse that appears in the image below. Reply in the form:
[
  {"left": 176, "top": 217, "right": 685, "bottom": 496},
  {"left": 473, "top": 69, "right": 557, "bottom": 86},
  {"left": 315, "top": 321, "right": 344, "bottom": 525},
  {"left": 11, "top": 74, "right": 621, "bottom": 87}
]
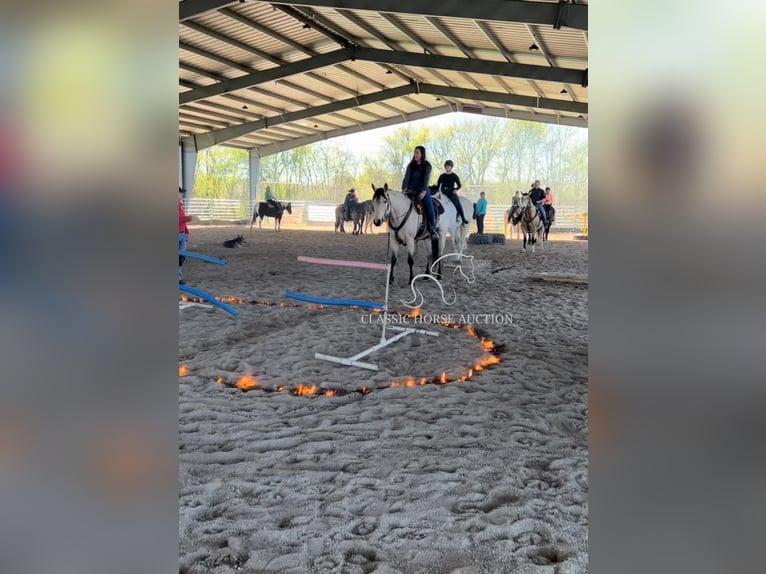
[
  {"left": 250, "top": 201, "right": 292, "bottom": 232},
  {"left": 543, "top": 205, "right": 555, "bottom": 241},
  {"left": 334, "top": 200, "right": 370, "bottom": 235}
]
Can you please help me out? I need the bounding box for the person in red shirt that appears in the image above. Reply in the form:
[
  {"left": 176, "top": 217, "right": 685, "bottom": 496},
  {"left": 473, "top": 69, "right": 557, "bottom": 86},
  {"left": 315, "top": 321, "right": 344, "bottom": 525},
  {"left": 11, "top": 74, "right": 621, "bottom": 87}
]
[{"left": 179, "top": 187, "right": 193, "bottom": 284}]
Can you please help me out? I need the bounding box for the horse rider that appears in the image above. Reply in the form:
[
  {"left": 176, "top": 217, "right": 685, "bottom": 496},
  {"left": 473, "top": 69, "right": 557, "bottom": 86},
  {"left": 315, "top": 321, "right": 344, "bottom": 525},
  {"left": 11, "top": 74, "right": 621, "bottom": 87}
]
[
  {"left": 529, "top": 180, "right": 547, "bottom": 225},
  {"left": 402, "top": 145, "right": 438, "bottom": 239},
  {"left": 543, "top": 186, "right": 555, "bottom": 223},
  {"left": 264, "top": 185, "right": 280, "bottom": 210},
  {"left": 343, "top": 188, "right": 359, "bottom": 221},
  {"left": 435, "top": 159, "right": 470, "bottom": 225}
]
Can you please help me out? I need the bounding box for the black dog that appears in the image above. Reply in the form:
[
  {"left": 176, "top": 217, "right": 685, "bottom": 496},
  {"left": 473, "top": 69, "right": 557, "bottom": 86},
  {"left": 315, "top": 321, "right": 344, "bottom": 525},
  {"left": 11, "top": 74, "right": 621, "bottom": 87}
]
[{"left": 222, "top": 235, "right": 246, "bottom": 248}]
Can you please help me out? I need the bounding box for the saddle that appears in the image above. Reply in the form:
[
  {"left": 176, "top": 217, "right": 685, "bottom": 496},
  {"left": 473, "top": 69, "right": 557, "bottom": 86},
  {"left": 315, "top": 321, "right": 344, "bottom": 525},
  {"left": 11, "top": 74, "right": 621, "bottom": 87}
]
[
  {"left": 403, "top": 189, "right": 440, "bottom": 240},
  {"left": 405, "top": 190, "right": 444, "bottom": 216}
]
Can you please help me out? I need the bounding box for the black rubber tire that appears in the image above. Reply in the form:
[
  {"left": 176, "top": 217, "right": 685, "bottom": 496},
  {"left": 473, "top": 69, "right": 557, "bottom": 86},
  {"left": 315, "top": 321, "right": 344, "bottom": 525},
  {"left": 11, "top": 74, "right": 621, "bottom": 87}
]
[
  {"left": 468, "top": 233, "right": 492, "bottom": 245},
  {"left": 489, "top": 233, "right": 506, "bottom": 244}
]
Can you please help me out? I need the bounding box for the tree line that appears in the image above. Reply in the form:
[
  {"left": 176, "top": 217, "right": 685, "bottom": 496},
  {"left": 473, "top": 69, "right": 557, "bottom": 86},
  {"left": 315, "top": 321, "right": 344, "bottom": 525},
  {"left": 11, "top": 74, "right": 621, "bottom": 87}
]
[{"left": 193, "top": 116, "right": 587, "bottom": 207}]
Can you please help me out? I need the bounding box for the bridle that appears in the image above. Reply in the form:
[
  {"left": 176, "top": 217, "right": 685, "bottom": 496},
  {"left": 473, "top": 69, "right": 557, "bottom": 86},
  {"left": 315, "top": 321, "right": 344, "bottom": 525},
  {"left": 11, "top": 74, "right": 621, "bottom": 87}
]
[
  {"left": 520, "top": 196, "right": 542, "bottom": 229},
  {"left": 376, "top": 189, "right": 415, "bottom": 245}
]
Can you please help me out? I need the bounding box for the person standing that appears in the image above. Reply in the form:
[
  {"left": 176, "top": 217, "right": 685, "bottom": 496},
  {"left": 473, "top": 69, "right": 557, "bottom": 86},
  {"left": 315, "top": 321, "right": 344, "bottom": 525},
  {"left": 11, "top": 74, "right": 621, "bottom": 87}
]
[
  {"left": 435, "top": 160, "right": 470, "bottom": 225},
  {"left": 401, "top": 145, "right": 438, "bottom": 239},
  {"left": 178, "top": 187, "right": 193, "bottom": 285},
  {"left": 475, "top": 192, "right": 488, "bottom": 234}
]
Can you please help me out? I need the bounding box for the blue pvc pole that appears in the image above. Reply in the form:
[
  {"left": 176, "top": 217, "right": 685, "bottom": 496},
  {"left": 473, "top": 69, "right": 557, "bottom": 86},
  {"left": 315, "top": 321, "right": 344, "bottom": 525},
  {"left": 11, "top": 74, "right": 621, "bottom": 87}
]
[
  {"left": 180, "top": 285, "right": 239, "bottom": 316},
  {"left": 284, "top": 290, "right": 385, "bottom": 310},
  {"left": 179, "top": 250, "right": 227, "bottom": 265}
]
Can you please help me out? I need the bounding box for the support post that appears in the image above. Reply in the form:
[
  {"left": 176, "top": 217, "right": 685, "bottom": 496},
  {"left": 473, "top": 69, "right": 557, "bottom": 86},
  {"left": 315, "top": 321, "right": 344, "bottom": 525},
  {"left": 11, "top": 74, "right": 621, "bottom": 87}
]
[
  {"left": 181, "top": 137, "right": 198, "bottom": 198},
  {"left": 249, "top": 149, "right": 260, "bottom": 216}
]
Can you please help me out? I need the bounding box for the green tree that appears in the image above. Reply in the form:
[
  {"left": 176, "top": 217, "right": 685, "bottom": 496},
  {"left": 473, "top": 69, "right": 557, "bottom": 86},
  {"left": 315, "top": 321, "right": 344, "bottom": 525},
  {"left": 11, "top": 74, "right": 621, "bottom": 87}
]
[
  {"left": 194, "top": 146, "right": 248, "bottom": 199},
  {"left": 451, "top": 116, "right": 506, "bottom": 186}
]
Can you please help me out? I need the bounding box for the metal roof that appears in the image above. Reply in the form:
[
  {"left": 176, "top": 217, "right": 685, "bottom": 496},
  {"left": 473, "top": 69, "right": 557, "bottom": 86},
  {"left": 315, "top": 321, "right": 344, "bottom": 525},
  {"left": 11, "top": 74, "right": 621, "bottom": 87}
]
[{"left": 179, "top": 0, "right": 588, "bottom": 155}]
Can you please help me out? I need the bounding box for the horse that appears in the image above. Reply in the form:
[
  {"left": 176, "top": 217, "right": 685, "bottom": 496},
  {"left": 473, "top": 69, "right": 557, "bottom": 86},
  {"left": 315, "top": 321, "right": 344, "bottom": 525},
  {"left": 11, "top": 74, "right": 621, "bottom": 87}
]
[
  {"left": 543, "top": 205, "right": 555, "bottom": 241},
  {"left": 428, "top": 185, "right": 472, "bottom": 263},
  {"left": 251, "top": 201, "right": 292, "bottom": 232},
  {"left": 519, "top": 193, "right": 545, "bottom": 253},
  {"left": 334, "top": 201, "right": 368, "bottom": 235},
  {"left": 371, "top": 183, "right": 439, "bottom": 285},
  {"left": 372, "top": 183, "right": 470, "bottom": 285},
  {"left": 362, "top": 200, "right": 375, "bottom": 234},
  {"left": 504, "top": 206, "right": 522, "bottom": 240}
]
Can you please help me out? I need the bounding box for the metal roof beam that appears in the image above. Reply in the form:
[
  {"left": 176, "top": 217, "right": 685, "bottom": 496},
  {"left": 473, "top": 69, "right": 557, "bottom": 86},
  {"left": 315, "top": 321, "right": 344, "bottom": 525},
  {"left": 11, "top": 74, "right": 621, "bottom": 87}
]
[
  {"left": 334, "top": 9, "right": 422, "bottom": 84},
  {"left": 357, "top": 48, "right": 584, "bottom": 84},
  {"left": 472, "top": 104, "right": 586, "bottom": 128},
  {"left": 193, "top": 83, "right": 417, "bottom": 149},
  {"left": 179, "top": 0, "right": 237, "bottom": 22},
  {"left": 525, "top": 23, "right": 579, "bottom": 102},
  {"left": 272, "top": 4, "right": 351, "bottom": 49},
  {"left": 180, "top": 47, "right": 585, "bottom": 104},
  {"left": 418, "top": 84, "right": 587, "bottom": 115},
  {"left": 254, "top": 105, "right": 456, "bottom": 157},
  {"left": 266, "top": 0, "right": 587, "bottom": 30},
  {"left": 180, "top": 48, "right": 352, "bottom": 104},
  {"left": 186, "top": 13, "right": 365, "bottom": 98}
]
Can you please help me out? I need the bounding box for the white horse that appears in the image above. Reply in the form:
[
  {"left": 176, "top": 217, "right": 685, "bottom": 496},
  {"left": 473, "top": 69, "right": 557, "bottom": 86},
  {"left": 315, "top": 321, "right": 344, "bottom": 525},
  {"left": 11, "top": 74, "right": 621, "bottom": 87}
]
[
  {"left": 519, "top": 192, "right": 545, "bottom": 253},
  {"left": 429, "top": 185, "right": 472, "bottom": 263},
  {"left": 371, "top": 184, "right": 442, "bottom": 285}
]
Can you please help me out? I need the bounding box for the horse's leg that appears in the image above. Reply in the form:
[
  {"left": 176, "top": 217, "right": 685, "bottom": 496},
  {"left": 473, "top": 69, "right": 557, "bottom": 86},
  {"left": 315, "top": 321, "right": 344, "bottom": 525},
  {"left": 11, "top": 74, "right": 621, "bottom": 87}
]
[
  {"left": 386, "top": 234, "right": 398, "bottom": 284},
  {"left": 436, "top": 235, "right": 445, "bottom": 279},
  {"left": 406, "top": 237, "right": 417, "bottom": 285},
  {"left": 391, "top": 254, "right": 396, "bottom": 284},
  {"left": 250, "top": 208, "right": 260, "bottom": 233}
]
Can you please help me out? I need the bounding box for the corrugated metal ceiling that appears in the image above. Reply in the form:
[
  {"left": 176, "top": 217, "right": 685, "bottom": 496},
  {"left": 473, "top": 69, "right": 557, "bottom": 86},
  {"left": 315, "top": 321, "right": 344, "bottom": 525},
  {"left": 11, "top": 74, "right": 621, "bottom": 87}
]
[{"left": 179, "top": 1, "right": 588, "bottom": 154}]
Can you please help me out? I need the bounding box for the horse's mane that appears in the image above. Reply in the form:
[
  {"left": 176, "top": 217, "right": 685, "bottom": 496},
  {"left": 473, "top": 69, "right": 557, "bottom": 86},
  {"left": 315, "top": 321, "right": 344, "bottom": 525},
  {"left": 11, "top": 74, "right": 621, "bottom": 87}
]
[{"left": 372, "top": 186, "right": 387, "bottom": 201}]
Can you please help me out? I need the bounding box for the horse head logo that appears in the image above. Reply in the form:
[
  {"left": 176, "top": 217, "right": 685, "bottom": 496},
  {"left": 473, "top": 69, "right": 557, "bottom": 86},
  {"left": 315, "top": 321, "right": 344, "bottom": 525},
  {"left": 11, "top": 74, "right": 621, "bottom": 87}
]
[{"left": 401, "top": 253, "right": 476, "bottom": 308}]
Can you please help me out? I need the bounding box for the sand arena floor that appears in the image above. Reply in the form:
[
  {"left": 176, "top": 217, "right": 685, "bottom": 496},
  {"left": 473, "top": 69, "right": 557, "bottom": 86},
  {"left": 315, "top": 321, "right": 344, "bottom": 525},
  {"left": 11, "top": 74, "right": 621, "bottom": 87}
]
[{"left": 179, "top": 224, "right": 588, "bottom": 574}]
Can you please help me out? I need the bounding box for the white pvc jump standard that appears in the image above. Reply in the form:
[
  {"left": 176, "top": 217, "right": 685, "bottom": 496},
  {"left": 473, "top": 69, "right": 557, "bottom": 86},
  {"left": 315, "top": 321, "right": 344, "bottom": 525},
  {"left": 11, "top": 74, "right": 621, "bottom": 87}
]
[{"left": 288, "top": 256, "right": 439, "bottom": 371}]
